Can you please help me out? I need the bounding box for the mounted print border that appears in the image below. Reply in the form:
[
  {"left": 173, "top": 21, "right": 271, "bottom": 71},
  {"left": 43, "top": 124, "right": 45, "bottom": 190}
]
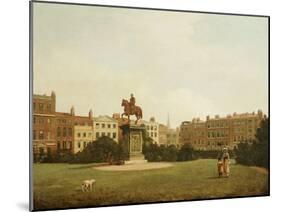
[{"left": 30, "top": 1, "right": 270, "bottom": 211}]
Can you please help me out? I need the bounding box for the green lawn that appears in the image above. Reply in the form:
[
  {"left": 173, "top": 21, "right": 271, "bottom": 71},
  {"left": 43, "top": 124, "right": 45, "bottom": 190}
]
[{"left": 33, "top": 159, "right": 268, "bottom": 210}]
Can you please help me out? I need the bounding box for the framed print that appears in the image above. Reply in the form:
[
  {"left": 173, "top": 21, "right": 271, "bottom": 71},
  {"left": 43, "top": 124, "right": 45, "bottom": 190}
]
[{"left": 30, "top": 1, "right": 269, "bottom": 211}]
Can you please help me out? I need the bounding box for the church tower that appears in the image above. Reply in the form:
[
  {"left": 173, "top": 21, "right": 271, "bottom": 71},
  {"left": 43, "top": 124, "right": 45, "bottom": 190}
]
[
  {"left": 89, "top": 109, "right": 93, "bottom": 119},
  {"left": 70, "top": 106, "right": 75, "bottom": 116},
  {"left": 167, "top": 113, "right": 170, "bottom": 129}
]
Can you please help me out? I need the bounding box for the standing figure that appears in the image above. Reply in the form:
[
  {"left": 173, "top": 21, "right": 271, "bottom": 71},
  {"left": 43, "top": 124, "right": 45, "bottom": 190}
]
[
  {"left": 130, "top": 94, "right": 136, "bottom": 114},
  {"left": 222, "top": 147, "right": 230, "bottom": 177}
]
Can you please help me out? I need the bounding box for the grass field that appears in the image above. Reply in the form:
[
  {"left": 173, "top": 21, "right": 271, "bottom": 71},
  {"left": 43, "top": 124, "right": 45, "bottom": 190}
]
[{"left": 33, "top": 159, "right": 268, "bottom": 210}]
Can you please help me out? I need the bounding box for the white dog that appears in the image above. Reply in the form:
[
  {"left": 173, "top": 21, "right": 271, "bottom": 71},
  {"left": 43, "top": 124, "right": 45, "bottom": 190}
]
[{"left": 81, "top": 179, "right": 96, "bottom": 192}]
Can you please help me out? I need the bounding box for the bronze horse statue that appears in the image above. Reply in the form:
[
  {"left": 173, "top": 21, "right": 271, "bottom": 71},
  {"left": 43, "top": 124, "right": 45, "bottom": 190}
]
[{"left": 121, "top": 99, "right": 143, "bottom": 124}]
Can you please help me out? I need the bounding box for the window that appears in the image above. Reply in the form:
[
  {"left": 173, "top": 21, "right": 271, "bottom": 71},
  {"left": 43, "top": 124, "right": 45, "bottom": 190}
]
[
  {"left": 78, "top": 142, "right": 81, "bottom": 148},
  {"left": 39, "top": 118, "right": 44, "bottom": 124},
  {"left": 57, "top": 141, "right": 61, "bottom": 150},
  {"left": 84, "top": 142, "right": 87, "bottom": 148},
  {"left": 96, "top": 132, "right": 100, "bottom": 138},
  {"left": 150, "top": 126, "right": 153, "bottom": 130},
  {"left": 102, "top": 132, "right": 105, "bottom": 137},
  {"left": 107, "top": 124, "right": 111, "bottom": 128},
  {"left": 151, "top": 132, "right": 153, "bottom": 137},
  {"left": 96, "top": 123, "right": 100, "bottom": 128},
  {"left": 154, "top": 132, "right": 157, "bottom": 137},
  {"left": 63, "top": 127, "right": 67, "bottom": 137},
  {"left": 113, "top": 132, "right": 116, "bottom": 139},
  {"left": 47, "top": 104, "right": 51, "bottom": 112},
  {"left": 113, "top": 124, "right": 116, "bottom": 128},
  {"left": 33, "top": 102, "right": 36, "bottom": 110},
  {"left": 39, "top": 131, "right": 44, "bottom": 139},
  {"left": 154, "top": 126, "right": 157, "bottom": 130},
  {"left": 77, "top": 133, "right": 81, "bottom": 138},
  {"left": 57, "top": 127, "right": 61, "bottom": 137},
  {"left": 146, "top": 126, "right": 149, "bottom": 130},
  {"left": 102, "top": 123, "right": 105, "bottom": 128},
  {"left": 39, "top": 103, "right": 43, "bottom": 112},
  {"left": 68, "top": 128, "right": 72, "bottom": 136},
  {"left": 107, "top": 132, "right": 111, "bottom": 137},
  {"left": 47, "top": 118, "right": 51, "bottom": 124},
  {"left": 83, "top": 132, "right": 86, "bottom": 137}
]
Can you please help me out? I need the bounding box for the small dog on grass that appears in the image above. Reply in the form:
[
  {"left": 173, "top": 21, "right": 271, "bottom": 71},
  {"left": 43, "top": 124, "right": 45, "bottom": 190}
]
[{"left": 81, "top": 179, "right": 96, "bottom": 192}]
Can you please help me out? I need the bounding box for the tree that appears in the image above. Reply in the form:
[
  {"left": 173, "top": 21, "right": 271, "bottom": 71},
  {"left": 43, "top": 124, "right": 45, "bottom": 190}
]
[
  {"left": 177, "top": 143, "right": 197, "bottom": 161},
  {"left": 160, "top": 145, "right": 178, "bottom": 162},
  {"left": 73, "top": 136, "right": 120, "bottom": 163},
  {"left": 234, "top": 118, "right": 269, "bottom": 168},
  {"left": 254, "top": 118, "right": 269, "bottom": 168}
]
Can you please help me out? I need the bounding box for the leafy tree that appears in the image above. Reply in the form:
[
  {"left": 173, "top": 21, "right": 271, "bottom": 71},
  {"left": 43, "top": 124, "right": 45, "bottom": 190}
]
[
  {"left": 73, "top": 136, "right": 120, "bottom": 163},
  {"left": 234, "top": 118, "right": 269, "bottom": 168},
  {"left": 177, "top": 143, "right": 197, "bottom": 161}
]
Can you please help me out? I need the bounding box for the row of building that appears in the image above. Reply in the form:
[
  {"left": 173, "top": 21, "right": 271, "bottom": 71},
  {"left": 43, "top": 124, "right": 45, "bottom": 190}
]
[
  {"left": 33, "top": 91, "right": 266, "bottom": 158},
  {"left": 33, "top": 92, "right": 178, "bottom": 159},
  {"left": 179, "top": 111, "right": 266, "bottom": 150}
]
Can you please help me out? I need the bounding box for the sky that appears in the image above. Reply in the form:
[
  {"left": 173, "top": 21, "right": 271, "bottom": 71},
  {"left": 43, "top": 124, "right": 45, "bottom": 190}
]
[{"left": 33, "top": 2, "right": 268, "bottom": 128}]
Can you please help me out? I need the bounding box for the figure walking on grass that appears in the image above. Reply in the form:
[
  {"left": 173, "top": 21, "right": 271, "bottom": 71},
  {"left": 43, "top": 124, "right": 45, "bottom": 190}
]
[
  {"left": 217, "top": 147, "right": 230, "bottom": 177},
  {"left": 222, "top": 147, "right": 230, "bottom": 177}
]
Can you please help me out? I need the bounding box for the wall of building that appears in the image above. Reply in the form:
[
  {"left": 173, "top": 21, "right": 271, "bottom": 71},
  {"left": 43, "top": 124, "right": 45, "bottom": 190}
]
[
  {"left": 73, "top": 125, "right": 93, "bottom": 154},
  {"left": 33, "top": 92, "right": 57, "bottom": 158},
  {"left": 93, "top": 116, "right": 118, "bottom": 142},
  {"left": 179, "top": 111, "right": 266, "bottom": 150}
]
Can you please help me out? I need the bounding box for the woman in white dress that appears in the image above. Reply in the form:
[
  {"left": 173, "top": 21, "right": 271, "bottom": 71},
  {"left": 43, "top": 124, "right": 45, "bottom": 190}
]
[{"left": 222, "top": 147, "right": 230, "bottom": 177}]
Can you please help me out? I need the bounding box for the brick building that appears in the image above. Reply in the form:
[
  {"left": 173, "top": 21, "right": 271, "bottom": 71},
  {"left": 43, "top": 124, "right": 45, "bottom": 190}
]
[
  {"left": 179, "top": 110, "right": 266, "bottom": 150},
  {"left": 33, "top": 91, "right": 57, "bottom": 160},
  {"left": 56, "top": 107, "right": 93, "bottom": 154},
  {"left": 33, "top": 92, "right": 93, "bottom": 159}
]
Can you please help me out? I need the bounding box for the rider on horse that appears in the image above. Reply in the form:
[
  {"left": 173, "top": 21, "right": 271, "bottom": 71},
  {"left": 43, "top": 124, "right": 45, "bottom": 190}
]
[{"left": 130, "top": 94, "right": 136, "bottom": 114}]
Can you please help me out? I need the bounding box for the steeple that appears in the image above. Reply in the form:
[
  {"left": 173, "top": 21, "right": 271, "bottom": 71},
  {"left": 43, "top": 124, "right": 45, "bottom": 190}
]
[
  {"left": 89, "top": 109, "right": 93, "bottom": 119},
  {"left": 70, "top": 106, "right": 75, "bottom": 116},
  {"left": 167, "top": 113, "right": 170, "bottom": 129}
]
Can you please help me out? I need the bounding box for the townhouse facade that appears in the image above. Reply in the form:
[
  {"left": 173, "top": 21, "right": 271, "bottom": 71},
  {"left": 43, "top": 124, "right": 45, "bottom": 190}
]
[
  {"left": 179, "top": 110, "right": 266, "bottom": 150},
  {"left": 140, "top": 117, "right": 159, "bottom": 144},
  {"left": 93, "top": 115, "right": 118, "bottom": 142},
  {"left": 33, "top": 92, "right": 57, "bottom": 160},
  {"left": 33, "top": 92, "right": 93, "bottom": 158}
]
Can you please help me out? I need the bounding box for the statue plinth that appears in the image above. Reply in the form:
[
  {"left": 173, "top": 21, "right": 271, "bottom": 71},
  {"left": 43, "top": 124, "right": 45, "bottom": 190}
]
[{"left": 119, "top": 123, "right": 147, "bottom": 164}]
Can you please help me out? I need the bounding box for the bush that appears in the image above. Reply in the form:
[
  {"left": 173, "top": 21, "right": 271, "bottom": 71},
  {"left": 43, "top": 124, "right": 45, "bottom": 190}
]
[
  {"left": 234, "top": 118, "right": 269, "bottom": 168},
  {"left": 178, "top": 143, "right": 197, "bottom": 161},
  {"left": 72, "top": 136, "right": 121, "bottom": 164}
]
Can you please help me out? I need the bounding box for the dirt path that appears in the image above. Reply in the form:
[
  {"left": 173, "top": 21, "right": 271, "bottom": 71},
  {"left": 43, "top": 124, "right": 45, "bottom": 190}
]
[{"left": 93, "top": 162, "right": 173, "bottom": 171}]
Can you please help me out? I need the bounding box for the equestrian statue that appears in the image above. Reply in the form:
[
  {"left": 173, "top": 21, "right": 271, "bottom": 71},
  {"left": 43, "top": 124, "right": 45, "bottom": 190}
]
[{"left": 121, "top": 94, "right": 143, "bottom": 124}]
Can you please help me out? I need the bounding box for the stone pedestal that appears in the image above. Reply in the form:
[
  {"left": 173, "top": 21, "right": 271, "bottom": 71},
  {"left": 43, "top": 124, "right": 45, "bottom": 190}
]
[{"left": 119, "top": 124, "right": 147, "bottom": 164}]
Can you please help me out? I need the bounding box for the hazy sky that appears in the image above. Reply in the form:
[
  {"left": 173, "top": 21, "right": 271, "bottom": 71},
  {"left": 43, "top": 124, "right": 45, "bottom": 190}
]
[{"left": 33, "top": 3, "right": 268, "bottom": 128}]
